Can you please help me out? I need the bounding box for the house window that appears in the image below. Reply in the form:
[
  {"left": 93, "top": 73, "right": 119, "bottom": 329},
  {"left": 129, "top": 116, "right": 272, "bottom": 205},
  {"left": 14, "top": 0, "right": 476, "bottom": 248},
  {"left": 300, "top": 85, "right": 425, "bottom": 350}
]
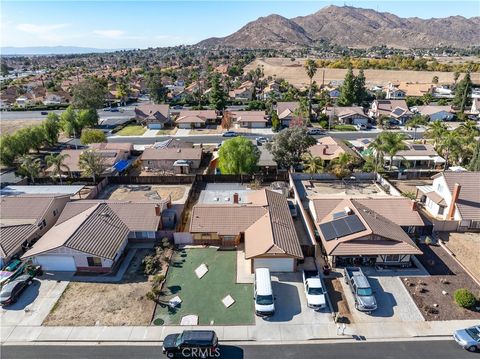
[
  {"left": 38, "top": 219, "right": 47, "bottom": 230},
  {"left": 438, "top": 206, "right": 445, "bottom": 215},
  {"left": 87, "top": 257, "right": 102, "bottom": 267},
  {"left": 385, "top": 254, "right": 400, "bottom": 262},
  {"left": 53, "top": 209, "right": 58, "bottom": 217}
]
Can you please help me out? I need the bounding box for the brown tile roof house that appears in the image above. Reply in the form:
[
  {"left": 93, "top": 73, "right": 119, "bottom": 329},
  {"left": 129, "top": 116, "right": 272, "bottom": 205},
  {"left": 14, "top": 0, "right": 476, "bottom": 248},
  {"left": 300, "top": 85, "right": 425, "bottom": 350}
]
[
  {"left": 308, "top": 137, "right": 359, "bottom": 162},
  {"left": 135, "top": 104, "right": 171, "bottom": 129},
  {"left": 310, "top": 197, "right": 423, "bottom": 266},
  {"left": 228, "top": 111, "right": 267, "bottom": 128},
  {"left": 190, "top": 189, "right": 303, "bottom": 272},
  {"left": 323, "top": 106, "right": 370, "bottom": 125},
  {"left": 398, "top": 82, "right": 434, "bottom": 97},
  {"left": 0, "top": 195, "right": 71, "bottom": 266},
  {"left": 22, "top": 201, "right": 165, "bottom": 272},
  {"left": 141, "top": 147, "right": 203, "bottom": 174},
  {"left": 277, "top": 102, "right": 299, "bottom": 120},
  {"left": 175, "top": 110, "right": 217, "bottom": 129},
  {"left": 369, "top": 100, "right": 413, "bottom": 120},
  {"left": 89, "top": 142, "right": 133, "bottom": 154}
]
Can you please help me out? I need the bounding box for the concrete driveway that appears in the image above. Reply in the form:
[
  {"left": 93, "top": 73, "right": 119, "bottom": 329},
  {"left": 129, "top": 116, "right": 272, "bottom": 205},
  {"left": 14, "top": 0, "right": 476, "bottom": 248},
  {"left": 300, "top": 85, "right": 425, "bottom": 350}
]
[
  {"left": 255, "top": 272, "right": 332, "bottom": 326},
  {"left": 339, "top": 273, "right": 423, "bottom": 323},
  {"left": 1, "top": 274, "right": 70, "bottom": 327}
]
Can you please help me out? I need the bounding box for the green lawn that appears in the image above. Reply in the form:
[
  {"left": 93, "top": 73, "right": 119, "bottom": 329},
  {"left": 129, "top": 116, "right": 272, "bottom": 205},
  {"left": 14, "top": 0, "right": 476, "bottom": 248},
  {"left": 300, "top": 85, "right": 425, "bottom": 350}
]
[
  {"left": 154, "top": 248, "right": 254, "bottom": 325},
  {"left": 116, "top": 125, "right": 146, "bottom": 136}
]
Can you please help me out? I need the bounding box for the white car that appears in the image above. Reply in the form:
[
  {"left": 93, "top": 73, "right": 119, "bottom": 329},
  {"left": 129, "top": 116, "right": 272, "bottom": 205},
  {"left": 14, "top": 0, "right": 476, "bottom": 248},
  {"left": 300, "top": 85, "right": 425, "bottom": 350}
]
[{"left": 303, "top": 270, "right": 327, "bottom": 310}]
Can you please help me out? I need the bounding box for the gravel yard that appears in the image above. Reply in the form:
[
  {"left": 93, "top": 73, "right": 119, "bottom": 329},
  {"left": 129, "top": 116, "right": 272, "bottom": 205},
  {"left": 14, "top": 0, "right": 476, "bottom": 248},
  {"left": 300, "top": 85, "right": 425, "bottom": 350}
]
[{"left": 441, "top": 232, "right": 480, "bottom": 281}]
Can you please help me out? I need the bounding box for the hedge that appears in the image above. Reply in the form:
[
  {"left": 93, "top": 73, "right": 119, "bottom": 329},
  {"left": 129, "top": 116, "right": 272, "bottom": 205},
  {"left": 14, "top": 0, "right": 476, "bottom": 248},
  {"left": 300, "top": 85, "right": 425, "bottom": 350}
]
[{"left": 454, "top": 288, "right": 476, "bottom": 308}]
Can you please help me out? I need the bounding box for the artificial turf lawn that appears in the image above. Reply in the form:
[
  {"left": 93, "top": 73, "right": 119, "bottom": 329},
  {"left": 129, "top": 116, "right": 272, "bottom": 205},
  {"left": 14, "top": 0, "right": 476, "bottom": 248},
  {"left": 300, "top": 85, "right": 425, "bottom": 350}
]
[{"left": 154, "top": 248, "right": 254, "bottom": 325}]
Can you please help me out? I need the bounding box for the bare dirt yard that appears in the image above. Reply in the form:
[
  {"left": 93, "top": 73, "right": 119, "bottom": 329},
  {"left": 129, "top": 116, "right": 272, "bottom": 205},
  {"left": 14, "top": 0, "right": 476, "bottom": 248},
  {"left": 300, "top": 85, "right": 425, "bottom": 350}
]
[
  {"left": 441, "top": 232, "right": 480, "bottom": 281},
  {"left": 43, "top": 249, "right": 156, "bottom": 326},
  {"left": 402, "top": 243, "right": 480, "bottom": 321},
  {"left": 245, "top": 58, "right": 480, "bottom": 88},
  {"left": 324, "top": 275, "right": 352, "bottom": 324},
  {"left": 99, "top": 184, "right": 188, "bottom": 203},
  {"left": 390, "top": 179, "right": 433, "bottom": 199},
  {"left": 0, "top": 119, "right": 43, "bottom": 135}
]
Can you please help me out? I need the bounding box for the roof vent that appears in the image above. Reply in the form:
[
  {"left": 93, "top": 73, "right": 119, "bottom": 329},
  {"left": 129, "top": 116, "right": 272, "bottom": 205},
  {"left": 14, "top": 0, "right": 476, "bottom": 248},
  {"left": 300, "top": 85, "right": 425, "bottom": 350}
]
[
  {"left": 213, "top": 197, "right": 219, "bottom": 201},
  {"left": 344, "top": 207, "right": 353, "bottom": 215}
]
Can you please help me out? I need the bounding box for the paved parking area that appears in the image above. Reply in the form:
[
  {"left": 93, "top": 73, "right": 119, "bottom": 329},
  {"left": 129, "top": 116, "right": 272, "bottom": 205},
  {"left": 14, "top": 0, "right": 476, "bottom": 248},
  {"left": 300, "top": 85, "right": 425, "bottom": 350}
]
[
  {"left": 0, "top": 275, "right": 70, "bottom": 328},
  {"left": 255, "top": 273, "right": 332, "bottom": 326},
  {"left": 339, "top": 274, "right": 423, "bottom": 323}
]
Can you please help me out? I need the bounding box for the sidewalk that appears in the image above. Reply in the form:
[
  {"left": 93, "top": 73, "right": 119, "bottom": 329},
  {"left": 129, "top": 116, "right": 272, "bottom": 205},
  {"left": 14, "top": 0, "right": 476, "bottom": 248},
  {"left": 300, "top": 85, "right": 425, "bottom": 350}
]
[{"left": 2, "top": 319, "right": 476, "bottom": 344}]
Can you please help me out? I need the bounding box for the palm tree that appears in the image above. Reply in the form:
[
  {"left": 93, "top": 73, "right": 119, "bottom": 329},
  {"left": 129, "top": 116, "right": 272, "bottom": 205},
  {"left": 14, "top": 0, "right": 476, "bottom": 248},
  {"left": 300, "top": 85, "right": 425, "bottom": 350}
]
[
  {"left": 458, "top": 120, "right": 480, "bottom": 140},
  {"left": 377, "top": 132, "right": 408, "bottom": 170},
  {"left": 19, "top": 155, "right": 42, "bottom": 183},
  {"left": 79, "top": 150, "right": 106, "bottom": 183},
  {"left": 425, "top": 121, "right": 448, "bottom": 148},
  {"left": 303, "top": 152, "right": 325, "bottom": 174},
  {"left": 45, "top": 153, "right": 70, "bottom": 185},
  {"left": 328, "top": 153, "right": 354, "bottom": 179},
  {"left": 438, "top": 131, "right": 460, "bottom": 170},
  {"left": 304, "top": 59, "right": 318, "bottom": 123},
  {"left": 406, "top": 115, "right": 427, "bottom": 143}
]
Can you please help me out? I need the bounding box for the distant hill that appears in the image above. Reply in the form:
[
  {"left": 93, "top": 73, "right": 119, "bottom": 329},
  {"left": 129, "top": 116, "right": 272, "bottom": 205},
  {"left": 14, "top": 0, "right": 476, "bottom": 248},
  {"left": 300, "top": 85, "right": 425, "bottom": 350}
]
[
  {"left": 1, "top": 46, "right": 123, "bottom": 56},
  {"left": 198, "top": 5, "right": 480, "bottom": 49}
]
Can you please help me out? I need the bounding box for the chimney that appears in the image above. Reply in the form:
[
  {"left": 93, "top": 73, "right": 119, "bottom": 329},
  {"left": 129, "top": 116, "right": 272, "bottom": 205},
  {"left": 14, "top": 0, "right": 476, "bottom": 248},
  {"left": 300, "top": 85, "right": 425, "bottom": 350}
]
[
  {"left": 447, "top": 183, "right": 461, "bottom": 220},
  {"left": 410, "top": 200, "right": 417, "bottom": 211},
  {"left": 233, "top": 193, "right": 239, "bottom": 204},
  {"left": 155, "top": 204, "right": 161, "bottom": 216}
]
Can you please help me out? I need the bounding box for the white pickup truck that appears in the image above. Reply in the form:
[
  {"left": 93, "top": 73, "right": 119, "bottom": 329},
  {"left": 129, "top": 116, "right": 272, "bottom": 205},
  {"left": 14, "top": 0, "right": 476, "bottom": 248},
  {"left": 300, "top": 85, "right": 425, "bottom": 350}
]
[{"left": 302, "top": 269, "right": 327, "bottom": 310}]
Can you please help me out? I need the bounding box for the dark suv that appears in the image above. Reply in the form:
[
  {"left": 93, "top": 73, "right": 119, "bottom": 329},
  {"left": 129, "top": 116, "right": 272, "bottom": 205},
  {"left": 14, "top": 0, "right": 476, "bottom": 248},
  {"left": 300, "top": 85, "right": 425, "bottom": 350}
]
[{"left": 163, "top": 330, "right": 218, "bottom": 358}]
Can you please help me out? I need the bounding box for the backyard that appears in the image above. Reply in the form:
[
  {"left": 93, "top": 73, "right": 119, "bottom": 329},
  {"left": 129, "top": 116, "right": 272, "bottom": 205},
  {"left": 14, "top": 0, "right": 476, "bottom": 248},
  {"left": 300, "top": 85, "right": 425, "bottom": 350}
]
[
  {"left": 153, "top": 248, "right": 254, "bottom": 326},
  {"left": 116, "top": 125, "right": 146, "bottom": 136},
  {"left": 99, "top": 184, "right": 189, "bottom": 203},
  {"left": 441, "top": 232, "right": 480, "bottom": 281},
  {"left": 43, "top": 249, "right": 156, "bottom": 326}
]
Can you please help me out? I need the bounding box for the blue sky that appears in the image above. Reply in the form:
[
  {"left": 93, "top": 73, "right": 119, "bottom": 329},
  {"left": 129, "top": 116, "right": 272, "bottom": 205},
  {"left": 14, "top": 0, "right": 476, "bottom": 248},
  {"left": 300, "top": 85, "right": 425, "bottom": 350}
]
[{"left": 2, "top": 1, "right": 479, "bottom": 48}]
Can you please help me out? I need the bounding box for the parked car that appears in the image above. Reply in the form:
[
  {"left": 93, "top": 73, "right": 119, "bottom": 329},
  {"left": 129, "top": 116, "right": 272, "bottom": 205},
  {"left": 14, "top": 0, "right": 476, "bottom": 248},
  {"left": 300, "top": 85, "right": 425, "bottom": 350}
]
[
  {"left": 287, "top": 199, "right": 298, "bottom": 218},
  {"left": 162, "top": 330, "right": 218, "bottom": 358},
  {"left": 110, "top": 107, "right": 119, "bottom": 112},
  {"left": 302, "top": 269, "right": 327, "bottom": 310},
  {"left": 307, "top": 128, "right": 325, "bottom": 136},
  {"left": 222, "top": 131, "right": 237, "bottom": 137},
  {"left": 344, "top": 267, "right": 377, "bottom": 313},
  {"left": 254, "top": 268, "right": 275, "bottom": 317},
  {"left": 454, "top": 325, "right": 480, "bottom": 352},
  {"left": 40, "top": 111, "right": 48, "bottom": 115},
  {"left": 355, "top": 123, "right": 367, "bottom": 130},
  {"left": 0, "top": 274, "right": 33, "bottom": 306},
  {"left": 256, "top": 137, "right": 268, "bottom": 145}
]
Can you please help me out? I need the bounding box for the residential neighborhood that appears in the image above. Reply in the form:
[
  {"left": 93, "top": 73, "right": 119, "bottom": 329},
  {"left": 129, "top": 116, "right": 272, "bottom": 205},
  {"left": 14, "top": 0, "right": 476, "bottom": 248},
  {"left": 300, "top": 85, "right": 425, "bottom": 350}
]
[{"left": 1, "top": 1, "right": 480, "bottom": 358}]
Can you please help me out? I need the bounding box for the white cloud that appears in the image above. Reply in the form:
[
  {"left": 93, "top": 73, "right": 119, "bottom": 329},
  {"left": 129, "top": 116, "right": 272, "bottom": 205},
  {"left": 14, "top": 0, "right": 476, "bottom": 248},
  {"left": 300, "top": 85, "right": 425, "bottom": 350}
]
[
  {"left": 93, "top": 30, "right": 125, "bottom": 39},
  {"left": 16, "top": 23, "right": 68, "bottom": 35}
]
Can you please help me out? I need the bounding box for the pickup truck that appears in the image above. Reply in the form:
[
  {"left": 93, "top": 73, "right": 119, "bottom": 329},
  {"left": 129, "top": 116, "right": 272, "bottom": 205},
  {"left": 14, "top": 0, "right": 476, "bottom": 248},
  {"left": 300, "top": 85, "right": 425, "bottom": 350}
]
[
  {"left": 303, "top": 269, "right": 327, "bottom": 310},
  {"left": 344, "top": 267, "right": 377, "bottom": 313}
]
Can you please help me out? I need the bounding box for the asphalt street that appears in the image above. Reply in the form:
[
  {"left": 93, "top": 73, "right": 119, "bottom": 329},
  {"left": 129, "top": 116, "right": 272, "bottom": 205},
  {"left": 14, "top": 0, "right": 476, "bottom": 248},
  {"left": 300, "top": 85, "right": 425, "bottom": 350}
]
[{"left": 2, "top": 340, "right": 474, "bottom": 359}]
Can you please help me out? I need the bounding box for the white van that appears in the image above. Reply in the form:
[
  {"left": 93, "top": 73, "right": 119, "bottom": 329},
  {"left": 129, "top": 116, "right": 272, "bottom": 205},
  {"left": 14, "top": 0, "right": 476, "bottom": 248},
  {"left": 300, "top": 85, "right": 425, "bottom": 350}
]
[{"left": 254, "top": 268, "right": 275, "bottom": 317}]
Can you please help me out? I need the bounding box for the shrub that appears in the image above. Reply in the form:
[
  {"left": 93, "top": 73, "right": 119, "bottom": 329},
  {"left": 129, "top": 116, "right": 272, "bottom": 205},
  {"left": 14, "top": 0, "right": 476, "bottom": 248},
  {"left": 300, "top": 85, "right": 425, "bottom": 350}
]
[
  {"left": 333, "top": 125, "right": 357, "bottom": 131},
  {"left": 454, "top": 288, "right": 476, "bottom": 308}
]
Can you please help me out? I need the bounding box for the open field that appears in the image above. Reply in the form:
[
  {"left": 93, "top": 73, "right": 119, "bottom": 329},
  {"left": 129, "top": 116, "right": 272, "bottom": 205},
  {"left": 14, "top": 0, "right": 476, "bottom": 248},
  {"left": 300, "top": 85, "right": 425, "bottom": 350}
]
[
  {"left": 0, "top": 119, "right": 43, "bottom": 135},
  {"left": 245, "top": 58, "right": 480, "bottom": 88},
  {"left": 43, "top": 249, "right": 156, "bottom": 326}
]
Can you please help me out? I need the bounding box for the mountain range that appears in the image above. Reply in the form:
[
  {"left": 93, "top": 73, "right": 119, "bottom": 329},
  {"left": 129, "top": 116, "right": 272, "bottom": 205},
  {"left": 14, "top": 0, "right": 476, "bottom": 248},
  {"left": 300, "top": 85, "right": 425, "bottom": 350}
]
[{"left": 197, "top": 5, "right": 480, "bottom": 49}]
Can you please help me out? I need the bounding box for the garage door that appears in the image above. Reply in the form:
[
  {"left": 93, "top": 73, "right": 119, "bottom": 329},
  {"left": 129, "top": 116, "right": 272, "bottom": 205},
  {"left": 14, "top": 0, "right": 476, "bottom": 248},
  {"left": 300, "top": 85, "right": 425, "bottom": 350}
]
[
  {"left": 253, "top": 258, "right": 294, "bottom": 272},
  {"left": 35, "top": 255, "right": 76, "bottom": 271}
]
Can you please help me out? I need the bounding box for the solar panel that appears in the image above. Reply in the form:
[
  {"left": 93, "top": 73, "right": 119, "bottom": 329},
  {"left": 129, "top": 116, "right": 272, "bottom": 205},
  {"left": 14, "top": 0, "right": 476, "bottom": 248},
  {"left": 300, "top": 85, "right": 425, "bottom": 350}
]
[
  {"left": 332, "top": 211, "right": 347, "bottom": 220},
  {"left": 319, "top": 214, "right": 366, "bottom": 241},
  {"left": 412, "top": 145, "right": 426, "bottom": 150}
]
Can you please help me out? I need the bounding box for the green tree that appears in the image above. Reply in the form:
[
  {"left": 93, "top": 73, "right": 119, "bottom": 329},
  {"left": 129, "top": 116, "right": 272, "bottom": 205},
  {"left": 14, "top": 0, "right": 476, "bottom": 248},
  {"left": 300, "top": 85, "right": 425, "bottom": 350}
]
[
  {"left": 218, "top": 137, "right": 260, "bottom": 174},
  {"left": 271, "top": 111, "right": 281, "bottom": 132},
  {"left": 77, "top": 108, "right": 99, "bottom": 127},
  {"left": 19, "top": 155, "right": 42, "bottom": 183},
  {"left": 266, "top": 126, "right": 316, "bottom": 170},
  {"left": 338, "top": 67, "right": 356, "bottom": 106},
  {"left": 79, "top": 150, "right": 107, "bottom": 182},
  {"left": 432, "top": 76, "right": 439, "bottom": 84},
  {"left": 304, "top": 59, "right": 318, "bottom": 122},
  {"left": 303, "top": 152, "right": 325, "bottom": 174},
  {"left": 406, "top": 115, "right": 427, "bottom": 143},
  {"left": 209, "top": 73, "right": 227, "bottom": 110},
  {"left": 329, "top": 153, "right": 354, "bottom": 178},
  {"left": 453, "top": 72, "right": 472, "bottom": 112},
  {"left": 421, "top": 93, "right": 433, "bottom": 105},
  {"left": 147, "top": 70, "right": 168, "bottom": 104},
  {"left": 116, "top": 78, "right": 131, "bottom": 106},
  {"left": 80, "top": 129, "right": 107, "bottom": 145},
  {"left": 354, "top": 69, "right": 367, "bottom": 105},
  {"left": 425, "top": 121, "right": 448, "bottom": 147},
  {"left": 438, "top": 131, "right": 460, "bottom": 169},
  {"left": 60, "top": 106, "right": 82, "bottom": 137},
  {"left": 72, "top": 78, "right": 107, "bottom": 110},
  {"left": 374, "top": 132, "right": 407, "bottom": 170},
  {"left": 469, "top": 141, "right": 480, "bottom": 171},
  {"left": 46, "top": 153, "right": 70, "bottom": 184},
  {"left": 42, "top": 113, "right": 61, "bottom": 146}
]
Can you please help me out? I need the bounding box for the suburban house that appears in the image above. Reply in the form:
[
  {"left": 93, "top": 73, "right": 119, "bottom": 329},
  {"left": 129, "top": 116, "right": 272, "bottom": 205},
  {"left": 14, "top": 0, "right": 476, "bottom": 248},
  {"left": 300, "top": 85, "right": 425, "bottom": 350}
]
[
  {"left": 135, "top": 104, "right": 171, "bottom": 129},
  {"left": 261, "top": 81, "right": 280, "bottom": 100},
  {"left": 229, "top": 111, "right": 268, "bottom": 128},
  {"left": 175, "top": 109, "right": 217, "bottom": 129},
  {"left": 414, "top": 105, "right": 455, "bottom": 121},
  {"left": 140, "top": 146, "right": 203, "bottom": 174},
  {"left": 369, "top": 99, "right": 413, "bottom": 124},
  {"left": 385, "top": 82, "right": 433, "bottom": 99},
  {"left": 277, "top": 101, "right": 300, "bottom": 127},
  {"left": 45, "top": 147, "right": 131, "bottom": 178},
  {"left": 22, "top": 200, "right": 169, "bottom": 272},
  {"left": 0, "top": 195, "right": 71, "bottom": 267},
  {"left": 189, "top": 188, "right": 303, "bottom": 272},
  {"left": 257, "top": 147, "right": 278, "bottom": 174},
  {"left": 378, "top": 142, "right": 445, "bottom": 171},
  {"left": 416, "top": 171, "right": 480, "bottom": 231},
  {"left": 309, "top": 197, "right": 423, "bottom": 267},
  {"left": 308, "top": 136, "right": 359, "bottom": 163},
  {"left": 323, "top": 106, "right": 371, "bottom": 126},
  {"left": 229, "top": 81, "right": 254, "bottom": 101}
]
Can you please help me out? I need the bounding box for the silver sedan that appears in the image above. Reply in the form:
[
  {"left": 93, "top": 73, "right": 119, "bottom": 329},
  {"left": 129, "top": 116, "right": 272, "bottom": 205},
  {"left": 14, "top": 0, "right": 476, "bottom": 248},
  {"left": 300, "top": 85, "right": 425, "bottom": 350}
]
[{"left": 453, "top": 325, "right": 480, "bottom": 352}]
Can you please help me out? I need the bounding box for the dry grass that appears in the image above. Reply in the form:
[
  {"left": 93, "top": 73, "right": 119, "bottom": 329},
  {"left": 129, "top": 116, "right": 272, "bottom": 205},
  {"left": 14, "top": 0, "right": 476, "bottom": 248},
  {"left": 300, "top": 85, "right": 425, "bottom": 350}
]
[
  {"left": 100, "top": 184, "right": 186, "bottom": 202},
  {"left": 0, "top": 119, "right": 43, "bottom": 135},
  {"left": 245, "top": 58, "right": 480, "bottom": 88},
  {"left": 442, "top": 232, "right": 480, "bottom": 281}
]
